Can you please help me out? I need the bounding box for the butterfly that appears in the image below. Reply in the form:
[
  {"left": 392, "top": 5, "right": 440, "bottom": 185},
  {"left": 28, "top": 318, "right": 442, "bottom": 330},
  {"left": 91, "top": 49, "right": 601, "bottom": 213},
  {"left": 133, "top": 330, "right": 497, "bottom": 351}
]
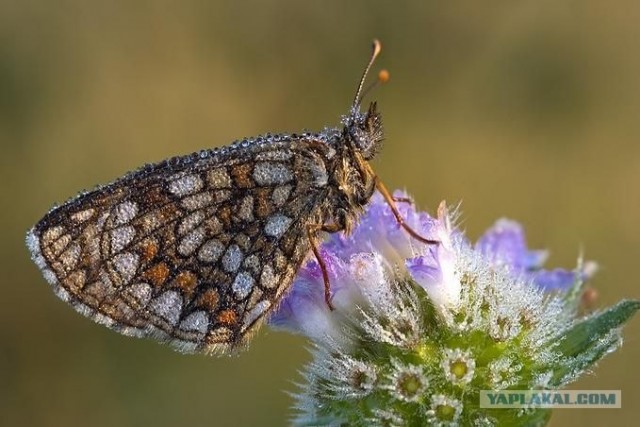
[{"left": 26, "top": 40, "right": 436, "bottom": 354}]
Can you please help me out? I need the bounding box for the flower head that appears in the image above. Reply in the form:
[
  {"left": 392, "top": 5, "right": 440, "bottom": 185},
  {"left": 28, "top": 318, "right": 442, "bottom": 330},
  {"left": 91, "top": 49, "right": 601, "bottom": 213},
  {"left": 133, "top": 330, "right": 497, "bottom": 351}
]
[{"left": 268, "top": 191, "right": 638, "bottom": 426}]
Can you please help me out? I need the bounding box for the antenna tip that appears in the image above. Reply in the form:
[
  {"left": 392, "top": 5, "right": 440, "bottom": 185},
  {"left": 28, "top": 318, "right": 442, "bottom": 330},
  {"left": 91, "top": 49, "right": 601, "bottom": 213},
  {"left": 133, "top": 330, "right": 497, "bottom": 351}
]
[
  {"left": 372, "top": 39, "right": 382, "bottom": 57},
  {"left": 378, "top": 69, "right": 390, "bottom": 84}
]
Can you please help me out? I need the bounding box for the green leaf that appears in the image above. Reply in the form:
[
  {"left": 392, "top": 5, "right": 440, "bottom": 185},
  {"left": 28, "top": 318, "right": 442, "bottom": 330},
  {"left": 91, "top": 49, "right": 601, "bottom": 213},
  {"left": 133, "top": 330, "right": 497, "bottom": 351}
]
[
  {"left": 555, "top": 300, "right": 639, "bottom": 356},
  {"left": 549, "top": 299, "right": 639, "bottom": 385}
]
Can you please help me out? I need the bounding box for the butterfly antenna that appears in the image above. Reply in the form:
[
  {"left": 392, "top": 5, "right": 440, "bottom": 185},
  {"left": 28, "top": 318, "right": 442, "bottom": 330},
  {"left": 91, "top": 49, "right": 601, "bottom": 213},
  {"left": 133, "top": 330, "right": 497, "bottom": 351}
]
[{"left": 352, "top": 39, "right": 382, "bottom": 109}]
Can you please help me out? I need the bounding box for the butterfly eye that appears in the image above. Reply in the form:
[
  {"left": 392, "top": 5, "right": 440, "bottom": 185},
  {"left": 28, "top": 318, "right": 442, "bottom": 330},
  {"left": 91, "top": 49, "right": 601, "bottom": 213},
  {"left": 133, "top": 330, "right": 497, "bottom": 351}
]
[{"left": 349, "top": 107, "right": 383, "bottom": 160}]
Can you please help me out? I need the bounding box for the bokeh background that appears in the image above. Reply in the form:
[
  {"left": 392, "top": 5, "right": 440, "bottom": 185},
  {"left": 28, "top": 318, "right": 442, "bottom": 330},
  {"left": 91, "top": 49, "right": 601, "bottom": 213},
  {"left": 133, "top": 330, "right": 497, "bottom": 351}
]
[{"left": 2, "top": 1, "right": 639, "bottom": 426}]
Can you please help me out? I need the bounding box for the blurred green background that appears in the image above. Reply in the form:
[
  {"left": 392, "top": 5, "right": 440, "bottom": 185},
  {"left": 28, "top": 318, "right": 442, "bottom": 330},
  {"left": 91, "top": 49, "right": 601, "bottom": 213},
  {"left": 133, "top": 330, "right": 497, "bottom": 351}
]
[{"left": 2, "top": 1, "right": 639, "bottom": 426}]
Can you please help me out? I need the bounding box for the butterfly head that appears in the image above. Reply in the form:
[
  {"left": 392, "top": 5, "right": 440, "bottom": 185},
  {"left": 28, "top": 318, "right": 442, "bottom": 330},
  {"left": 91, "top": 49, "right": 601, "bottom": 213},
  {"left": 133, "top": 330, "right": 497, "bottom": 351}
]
[
  {"left": 343, "top": 39, "right": 385, "bottom": 160},
  {"left": 345, "top": 101, "right": 384, "bottom": 160}
]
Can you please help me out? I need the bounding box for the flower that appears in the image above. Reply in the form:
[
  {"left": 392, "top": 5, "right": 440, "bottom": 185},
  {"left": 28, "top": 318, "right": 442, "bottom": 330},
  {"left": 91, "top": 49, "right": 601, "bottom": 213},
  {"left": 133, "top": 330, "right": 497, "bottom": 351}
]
[
  {"left": 475, "top": 219, "right": 597, "bottom": 291},
  {"left": 268, "top": 191, "right": 638, "bottom": 426}
]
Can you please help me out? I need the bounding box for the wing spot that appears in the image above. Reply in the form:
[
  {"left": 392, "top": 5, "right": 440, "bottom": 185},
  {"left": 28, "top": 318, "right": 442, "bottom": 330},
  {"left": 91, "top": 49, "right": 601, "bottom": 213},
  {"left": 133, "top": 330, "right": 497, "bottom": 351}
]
[
  {"left": 101, "top": 299, "right": 135, "bottom": 325},
  {"left": 169, "top": 174, "right": 203, "bottom": 197},
  {"left": 217, "top": 309, "right": 238, "bottom": 326},
  {"left": 59, "top": 242, "right": 81, "bottom": 270},
  {"left": 113, "top": 252, "right": 139, "bottom": 284},
  {"left": 197, "top": 288, "right": 220, "bottom": 310},
  {"left": 178, "top": 210, "right": 205, "bottom": 235},
  {"left": 271, "top": 185, "right": 292, "bottom": 207},
  {"left": 253, "top": 162, "right": 293, "bottom": 186},
  {"left": 232, "top": 271, "right": 254, "bottom": 300},
  {"left": 304, "top": 157, "right": 328, "bottom": 187},
  {"left": 254, "top": 188, "right": 273, "bottom": 218},
  {"left": 198, "top": 238, "right": 225, "bottom": 263},
  {"left": 71, "top": 208, "right": 95, "bottom": 224},
  {"left": 178, "top": 227, "right": 205, "bottom": 256},
  {"left": 216, "top": 205, "right": 232, "bottom": 228},
  {"left": 42, "top": 226, "right": 64, "bottom": 243},
  {"left": 230, "top": 163, "right": 254, "bottom": 188},
  {"left": 207, "top": 167, "right": 232, "bottom": 188},
  {"left": 234, "top": 233, "right": 251, "bottom": 252},
  {"left": 222, "top": 244, "right": 243, "bottom": 273},
  {"left": 174, "top": 271, "right": 198, "bottom": 295},
  {"left": 139, "top": 238, "right": 159, "bottom": 262},
  {"left": 260, "top": 264, "right": 279, "bottom": 289},
  {"left": 213, "top": 190, "right": 232, "bottom": 203},
  {"left": 113, "top": 201, "right": 138, "bottom": 226},
  {"left": 264, "top": 214, "right": 293, "bottom": 238},
  {"left": 64, "top": 269, "right": 86, "bottom": 292},
  {"left": 181, "top": 192, "right": 214, "bottom": 211},
  {"left": 149, "top": 290, "right": 183, "bottom": 326},
  {"left": 237, "top": 195, "right": 254, "bottom": 222},
  {"left": 126, "top": 282, "right": 152, "bottom": 307},
  {"left": 84, "top": 277, "right": 115, "bottom": 302},
  {"left": 142, "top": 262, "right": 170, "bottom": 287},
  {"left": 243, "top": 254, "right": 261, "bottom": 275},
  {"left": 51, "top": 234, "right": 71, "bottom": 257},
  {"left": 110, "top": 225, "right": 136, "bottom": 253},
  {"left": 180, "top": 310, "right": 209, "bottom": 334},
  {"left": 203, "top": 216, "right": 223, "bottom": 236}
]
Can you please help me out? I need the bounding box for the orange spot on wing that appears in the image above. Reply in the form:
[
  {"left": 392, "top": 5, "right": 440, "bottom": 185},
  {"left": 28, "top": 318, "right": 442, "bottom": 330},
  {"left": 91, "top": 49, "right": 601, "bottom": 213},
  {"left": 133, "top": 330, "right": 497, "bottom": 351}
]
[
  {"left": 174, "top": 271, "right": 198, "bottom": 295},
  {"left": 217, "top": 309, "right": 237, "bottom": 326},
  {"left": 230, "top": 163, "right": 253, "bottom": 188},
  {"left": 254, "top": 188, "right": 272, "bottom": 218},
  {"left": 142, "top": 263, "right": 170, "bottom": 287},
  {"left": 198, "top": 288, "right": 220, "bottom": 310},
  {"left": 139, "top": 239, "right": 159, "bottom": 261}
]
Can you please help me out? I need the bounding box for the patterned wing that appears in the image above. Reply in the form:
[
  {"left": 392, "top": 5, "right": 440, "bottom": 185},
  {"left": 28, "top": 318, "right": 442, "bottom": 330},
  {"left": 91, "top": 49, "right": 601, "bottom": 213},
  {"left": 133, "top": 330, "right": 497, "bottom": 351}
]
[{"left": 27, "top": 138, "right": 333, "bottom": 354}]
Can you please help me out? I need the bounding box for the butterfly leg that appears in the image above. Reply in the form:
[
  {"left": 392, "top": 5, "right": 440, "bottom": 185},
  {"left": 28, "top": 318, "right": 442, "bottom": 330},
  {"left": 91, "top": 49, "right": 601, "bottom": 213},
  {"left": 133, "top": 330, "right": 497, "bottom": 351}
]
[
  {"left": 374, "top": 177, "right": 439, "bottom": 245},
  {"left": 392, "top": 195, "right": 413, "bottom": 204},
  {"left": 306, "top": 222, "right": 343, "bottom": 311}
]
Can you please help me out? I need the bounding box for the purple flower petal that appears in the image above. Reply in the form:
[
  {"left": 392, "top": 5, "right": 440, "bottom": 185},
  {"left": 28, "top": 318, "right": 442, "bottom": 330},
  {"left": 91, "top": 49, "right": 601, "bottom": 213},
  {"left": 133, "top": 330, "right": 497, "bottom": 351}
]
[
  {"left": 531, "top": 269, "right": 580, "bottom": 291},
  {"left": 475, "top": 219, "right": 547, "bottom": 271},
  {"left": 406, "top": 255, "right": 440, "bottom": 285},
  {"left": 475, "top": 219, "right": 593, "bottom": 292}
]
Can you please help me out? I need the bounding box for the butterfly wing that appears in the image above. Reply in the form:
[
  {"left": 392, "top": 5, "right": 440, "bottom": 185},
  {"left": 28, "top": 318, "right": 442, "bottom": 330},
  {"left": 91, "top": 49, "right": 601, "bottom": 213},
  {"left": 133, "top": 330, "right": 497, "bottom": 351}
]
[{"left": 27, "top": 137, "right": 333, "bottom": 354}]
